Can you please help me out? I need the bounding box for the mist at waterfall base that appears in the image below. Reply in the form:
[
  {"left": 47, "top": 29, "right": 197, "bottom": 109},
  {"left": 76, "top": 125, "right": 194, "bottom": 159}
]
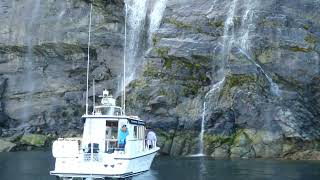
[{"left": 1, "top": 151, "right": 320, "bottom": 180}]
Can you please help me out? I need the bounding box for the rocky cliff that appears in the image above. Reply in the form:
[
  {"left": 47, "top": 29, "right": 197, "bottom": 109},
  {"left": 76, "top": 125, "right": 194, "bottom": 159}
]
[
  {"left": 0, "top": 0, "right": 125, "bottom": 150},
  {"left": 126, "top": 0, "right": 320, "bottom": 159},
  {"left": 0, "top": 0, "right": 319, "bottom": 159}
]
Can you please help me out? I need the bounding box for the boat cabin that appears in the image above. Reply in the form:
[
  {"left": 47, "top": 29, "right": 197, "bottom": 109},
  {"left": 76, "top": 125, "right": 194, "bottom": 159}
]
[{"left": 81, "top": 90, "right": 148, "bottom": 159}]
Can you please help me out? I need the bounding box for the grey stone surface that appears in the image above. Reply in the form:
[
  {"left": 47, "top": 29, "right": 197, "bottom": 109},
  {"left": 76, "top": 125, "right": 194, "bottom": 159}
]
[
  {"left": 0, "top": 0, "right": 319, "bottom": 159},
  {"left": 127, "top": 0, "right": 320, "bottom": 159},
  {"left": 0, "top": 0, "right": 124, "bottom": 139},
  {"left": 0, "top": 139, "right": 16, "bottom": 152}
]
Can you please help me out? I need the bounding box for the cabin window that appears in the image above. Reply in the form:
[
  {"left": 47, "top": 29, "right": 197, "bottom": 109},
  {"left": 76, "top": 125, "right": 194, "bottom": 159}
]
[
  {"left": 135, "top": 126, "right": 145, "bottom": 140},
  {"left": 106, "top": 121, "right": 118, "bottom": 139},
  {"left": 95, "top": 107, "right": 122, "bottom": 116},
  {"left": 132, "top": 126, "right": 146, "bottom": 140},
  {"left": 133, "top": 126, "right": 138, "bottom": 138}
]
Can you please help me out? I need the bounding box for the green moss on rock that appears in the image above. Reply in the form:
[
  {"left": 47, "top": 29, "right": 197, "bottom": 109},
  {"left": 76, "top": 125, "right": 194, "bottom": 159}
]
[
  {"left": 20, "top": 134, "right": 48, "bottom": 147},
  {"left": 303, "top": 24, "right": 311, "bottom": 30},
  {"left": 182, "top": 83, "right": 202, "bottom": 96},
  {"left": 223, "top": 74, "right": 256, "bottom": 93},
  {"left": 155, "top": 47, "right": 170, "bottom": 58},
  {"left": 166, "top": 18, "right": 192, "bottom": 29},
  {"left": 164, "top": 58, "right": 173, "bottom": 69},
  {"left": 258, "top": 49, "right": 274, "bottom": 64},
  {"left": 208, "top": 20, "right": 224, "bottom": 28},
  {"left": 305, "top": 34, "right": 318, "bottom": 44},
  {"left": 0, "top": 45, "right": 27, "bottom": 54},
  {"left": 191, "top": 55, "right": 211, "bottom": 64},
  {"left": 129, "top": 80, "right": 148, "bottom": 89},
  {"left": 204, "top": 135, "right": 231, "bottom": 154},
  {"left": 152, "top": 36, "right": 161, "bottom": 46},
  {"left": 289, "top": 46, "right": 311, "bottom": 52},
  {"left": 143, "top": 64, "right": 162, "bottom": 78}
]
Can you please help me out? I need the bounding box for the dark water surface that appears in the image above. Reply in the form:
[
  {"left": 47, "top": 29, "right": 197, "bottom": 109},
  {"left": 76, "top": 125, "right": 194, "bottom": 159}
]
[{"left": 0, "top": 151, "right": 320, "bottom": 180}]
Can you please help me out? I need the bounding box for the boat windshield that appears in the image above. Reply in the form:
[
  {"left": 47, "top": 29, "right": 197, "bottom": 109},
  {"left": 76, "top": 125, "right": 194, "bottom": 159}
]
[
  {"left": 105, "top": 121, "right": 118, "bottom": 153},
  {"left": 106, "top": 121, "right": 118, "bottom": 139},
  {"left": 95, "top": 106, "right": 122, "bottom": 116}
]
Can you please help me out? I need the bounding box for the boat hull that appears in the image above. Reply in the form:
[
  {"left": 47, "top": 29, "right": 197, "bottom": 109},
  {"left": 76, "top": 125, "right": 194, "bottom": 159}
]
[{"left": 50, "top": 149, "right": 159, "bottom": 179}]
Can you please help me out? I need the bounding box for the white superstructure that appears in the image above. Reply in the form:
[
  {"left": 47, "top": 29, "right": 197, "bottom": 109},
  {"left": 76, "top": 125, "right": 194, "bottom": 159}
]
[{"left": 50, "top": 90, "right": 159, "bottom": 179}]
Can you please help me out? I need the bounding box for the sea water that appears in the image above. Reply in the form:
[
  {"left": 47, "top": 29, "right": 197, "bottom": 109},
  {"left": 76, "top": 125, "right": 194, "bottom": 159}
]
[{"left": 0, "top": 151, "right": 320, "bottom": 180}]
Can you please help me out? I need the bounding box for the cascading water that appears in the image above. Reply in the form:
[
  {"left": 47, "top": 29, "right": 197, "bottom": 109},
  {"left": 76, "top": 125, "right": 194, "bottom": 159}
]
[
  {"left": 217, "top": 0, "right": 239, "bottom": 79},
  {"left": 196, "top": 0, "right": 239, "bottom": 156},
  {"left": 22, "top": 0, "right": 41, "bottom": 121},
  {"left": 148, "top": 0, "right": 167, "bottom": 44},
  {"left": 197, "top": 78, "right": 225, "bottom": 156},
  {"left": 198, "top": 102, "right": 206, "bottom": 156},
  {"left": 54, "top": 7, "right": 65, "bottom": 43},
  {"left": 121, "top": 0, "right": 167, "bottom": 102},
  {"left": 197, "top": 0, "right": 281, "bottom": 155},
  {"left": 123, "top": 0, "right": 148, "bottom": 85},
  {"left": 238, "top": 1, "right": 280, "bottom": 96},
  {"left": 238, "top": 48, "right": 280, "bottom": 96}
]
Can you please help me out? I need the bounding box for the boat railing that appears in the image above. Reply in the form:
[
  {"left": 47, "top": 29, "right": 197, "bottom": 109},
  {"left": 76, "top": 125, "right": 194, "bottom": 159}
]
[
  {"left": 56, "top": 137, "right": 82, "bottom": 141},
  {"left": 80, "top": 138, "right": 157, "bottom": 152},
  {"left": 54, "top": 137, "right": 157, "bottom": 161},
  {"left": 80, "top": 138, "right": 127, "bottom": 154},
  {"left": 127, "top": 139, "right": 157, "bottom": 150}
]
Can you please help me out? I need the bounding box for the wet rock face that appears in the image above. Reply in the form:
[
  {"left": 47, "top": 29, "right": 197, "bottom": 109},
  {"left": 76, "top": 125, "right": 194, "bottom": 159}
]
[
  {"left": 0, "top": 139, "right": 16, "bottom": 152},
  {"left": 0, "top": 0, "right": 124, "bottom": 142},
  {"left": 0, "top": 0, "right": 319, "bottom": 159},
  {"left": 127, "top": 0, "right": 320, "bottom": 158},
  {"left": 0, "top": 78, "right": 9, "bottom": 128}
]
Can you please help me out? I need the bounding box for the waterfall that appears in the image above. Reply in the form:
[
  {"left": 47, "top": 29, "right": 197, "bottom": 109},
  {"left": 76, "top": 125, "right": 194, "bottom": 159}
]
[
  {"left": 148, "top": 0, "right": 167, "bottom": 43},
  {"left": 198, "top": 102, "right": 206, "bottom": 156},
  {"left": 196, "top": 0, "right": 281, "bottom": 155},
  {"left": 218, "top": 0, "right": 239, "bottom": 79},
  {"left": 22, "top": 0, "right": 41, "bottom": 121},
  {"left": 196, "top": 78, "right": 225, "bottom": 156},
  {"left": 25, "top": 0, "right": 40, "bottom": 92},
  {"left": 121, "top": 0, "right": 167, "bottom": 102},
  {"left": 238, "top": 48, "right": 280, "bottom": 96},
  {"left": 54, "top": 7, "right": 65, "bottom": 43},
  {"left": 123, "top": 0, "right": 167, "bottom": 86},
  {"left": 124, "top": 0, "right": 148, "bottom": 85},
  {"left": 238, "top": 1, "right": 280, "bottom": 96},
  {"left": 195, "top": 0, "right": 239, "bottom": 156}
]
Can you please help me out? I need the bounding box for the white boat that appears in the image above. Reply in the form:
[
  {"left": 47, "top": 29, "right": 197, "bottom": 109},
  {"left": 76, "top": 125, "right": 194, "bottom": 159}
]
[
  {"left": 50, "top": 90, "right": 160, "bottom": 179},
  {"left": 50, "top": 2, "right": 159, "bottom": 179}
]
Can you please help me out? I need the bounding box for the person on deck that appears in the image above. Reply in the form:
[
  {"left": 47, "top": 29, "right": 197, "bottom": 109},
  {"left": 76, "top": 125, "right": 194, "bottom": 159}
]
[
  {"left": 118, "top": 125, "right": 129, "bottom": 151},
  {"left": 147, "top": 130, "right": 157, "bottom": 149}
]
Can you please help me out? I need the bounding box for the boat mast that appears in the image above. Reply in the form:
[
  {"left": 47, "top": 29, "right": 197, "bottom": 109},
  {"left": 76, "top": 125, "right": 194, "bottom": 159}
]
[
  {"left": 92, "top": 79, "right": 95, "bottom": 114},
  {"left": 85, "top": 2, "right": 93, "bottom": 115},
  {"left": 123, "top": 4, "right": 128, "bottom": 115},
  {"left": 84, "top": 2, "right": 94, "bottom": 178}
]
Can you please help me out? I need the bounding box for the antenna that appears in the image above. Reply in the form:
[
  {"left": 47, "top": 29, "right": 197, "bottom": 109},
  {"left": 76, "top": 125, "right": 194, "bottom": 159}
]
[
  {"left": 86, "top": 3, "right": 93, "bottom": 115},
  {"left": 123, "top": 4, "right": 128, "bottom": 115}
]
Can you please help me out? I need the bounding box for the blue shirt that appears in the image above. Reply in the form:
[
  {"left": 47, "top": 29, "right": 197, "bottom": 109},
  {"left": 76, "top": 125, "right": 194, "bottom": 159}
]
[{"left": 118, "top": 130, "right": 129, "bottom": 144}]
